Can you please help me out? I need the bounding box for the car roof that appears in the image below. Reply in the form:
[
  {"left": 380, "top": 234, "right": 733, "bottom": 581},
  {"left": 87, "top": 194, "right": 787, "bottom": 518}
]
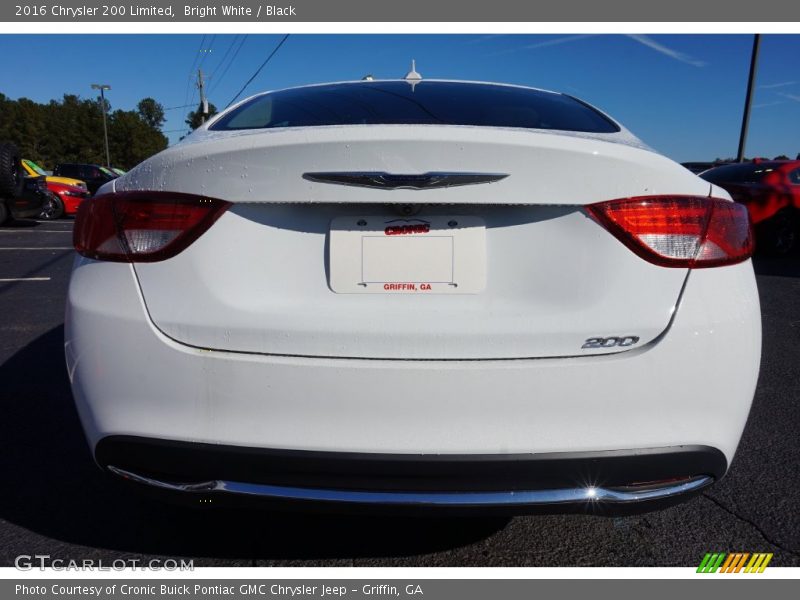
[
  {"left": 222, "top": 79, "right": 567, "bottom": 118},
  {"left": 243, "top": 79, "right": 562, "bottom": 100},
  {"left": 190, "top": 77, "right": 650, "bottom": 152},
  {"left": 207, "top": 79, "right": 626, "bottom": 137}
]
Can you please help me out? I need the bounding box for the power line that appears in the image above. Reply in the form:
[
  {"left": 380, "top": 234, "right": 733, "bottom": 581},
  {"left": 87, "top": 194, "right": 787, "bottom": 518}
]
[
  {"left": 209, "top": 35, "right": 248, "bottom": 96},
  {"left": 197, "top": 69, "right": 209, "bottom": 124},
  {"left": 188, "top": 34, "right": 205, "bottom": 75},
  {"left": 210, "top": 34, "right": 238, "bottom": 79},
  {"left": 188, "top": 35, "right": 215, "bottom": 111},
  {"left": 198, "top": 34, "right": 216, "bottom": 70},
  {"left": 188, "top": 78, "right": 199, "bottom": 112},
  {"left": 183, "top": 34, "right": 206, "bottom": 110},
  {"left": 165, "top": 36, "right": 204, "bottom": 147},
  {"left": 225, "top": 34, "right": 290, "bottom": 109}
]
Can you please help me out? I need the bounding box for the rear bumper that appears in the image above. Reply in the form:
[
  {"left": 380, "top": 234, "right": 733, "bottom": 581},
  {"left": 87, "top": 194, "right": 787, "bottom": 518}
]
[
  {"left": 66, "top": 258, "right": 760, "bottom": 512},
  {"left": 98, "top": 437, "right": 723, "bottom": 513}
]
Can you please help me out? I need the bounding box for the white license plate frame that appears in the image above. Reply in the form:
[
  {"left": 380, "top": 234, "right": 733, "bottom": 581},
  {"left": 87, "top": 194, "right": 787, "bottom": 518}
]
[{"left": 329, "top": 215, "right": 486, "bottom": 294}]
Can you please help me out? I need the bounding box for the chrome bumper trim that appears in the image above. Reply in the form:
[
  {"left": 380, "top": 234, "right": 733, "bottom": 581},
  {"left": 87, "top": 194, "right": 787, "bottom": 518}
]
[{"left": 107, "top": 465, "right": 712, "bottom": 506}]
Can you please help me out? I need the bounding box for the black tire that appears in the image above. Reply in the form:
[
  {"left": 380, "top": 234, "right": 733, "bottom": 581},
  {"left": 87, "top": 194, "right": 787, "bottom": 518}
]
[
  {"left": 757, "top": 210, "right": 797, "bottom": 256},
  {"left": 0, "top": 142, "right": 24, "bottom": 198},
  {"left": 0, "top": 200, "right": 8, "bottom": 226},
  {"left": 39, "top": 192, "right": 65, "bottom": 220}
]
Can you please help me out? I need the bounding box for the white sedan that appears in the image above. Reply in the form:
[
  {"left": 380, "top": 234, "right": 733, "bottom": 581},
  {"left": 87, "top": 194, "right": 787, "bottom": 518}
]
[{"left": 66, "top": 79, "right": 760, "bottom": 513}]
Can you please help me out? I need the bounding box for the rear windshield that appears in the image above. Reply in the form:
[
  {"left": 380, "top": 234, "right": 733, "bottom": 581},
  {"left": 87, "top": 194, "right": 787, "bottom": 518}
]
[
  {"left": 701, "top": 163, "right": 781, "bottom": 184},
  {"left": 209, "top": 81, "right": 620, "bottom": 134}
]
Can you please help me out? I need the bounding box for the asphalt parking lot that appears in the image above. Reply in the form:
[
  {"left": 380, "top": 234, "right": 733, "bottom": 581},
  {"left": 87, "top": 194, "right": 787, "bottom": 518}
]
[{"left": 0, "top": 217, "right": 798, "bottom": 568}]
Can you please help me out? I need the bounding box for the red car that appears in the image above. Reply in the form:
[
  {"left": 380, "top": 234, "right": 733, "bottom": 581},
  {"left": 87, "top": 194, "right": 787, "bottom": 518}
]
[
  {"left": 701, "top": 160, "right": 800, "bottom": 254},
  {"left": 41, "top": 180, "right": 91, "bottom": 219}
]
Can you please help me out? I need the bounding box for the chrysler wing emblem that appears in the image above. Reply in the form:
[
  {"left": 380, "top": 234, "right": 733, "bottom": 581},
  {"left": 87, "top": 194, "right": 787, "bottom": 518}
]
[{"left": 303, "top": 171, "right": 508, "bottom": 190}]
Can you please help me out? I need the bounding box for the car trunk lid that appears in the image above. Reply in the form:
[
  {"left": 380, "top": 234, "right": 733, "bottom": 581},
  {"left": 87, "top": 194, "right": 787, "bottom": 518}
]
[{"left": 122, "top": 126, "right": 706, "bottom": 360}]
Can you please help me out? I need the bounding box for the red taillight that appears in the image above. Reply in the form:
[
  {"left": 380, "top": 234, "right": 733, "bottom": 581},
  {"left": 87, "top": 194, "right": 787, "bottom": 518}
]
[
  {"left": 74, "top": 192, "right": 231, "bottom": 262},
  {"left": 587, "top": 196, "right": 753, "bottom": 268}
]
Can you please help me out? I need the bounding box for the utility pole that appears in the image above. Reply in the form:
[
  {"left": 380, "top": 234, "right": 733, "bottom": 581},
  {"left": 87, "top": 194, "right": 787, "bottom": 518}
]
[
  {"left": 91, "top": 83, "right": 112, "bottom": 168},
  {"left": 737, "top": 34, "right": 761, "bottom": 163},
  {"left": 197, "top": 69, "right": 209, "bottom": 124}
]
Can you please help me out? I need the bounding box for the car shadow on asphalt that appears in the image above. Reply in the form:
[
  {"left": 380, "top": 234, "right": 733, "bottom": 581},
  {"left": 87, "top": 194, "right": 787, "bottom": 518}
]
[
  {"left": 1, "top": 218, "right": 40, "bottom": 229},
  {"left": 0, "top": 326, "right": 508, "bottom": 564},
  {"left": 752, "top": 252, "right": 800, "bottom": 278}
]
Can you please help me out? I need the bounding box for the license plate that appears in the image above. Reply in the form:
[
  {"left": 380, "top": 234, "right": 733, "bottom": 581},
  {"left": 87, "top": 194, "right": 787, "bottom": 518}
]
[{"left": 329, "top": 215, "right": 486, "bottom": 294}]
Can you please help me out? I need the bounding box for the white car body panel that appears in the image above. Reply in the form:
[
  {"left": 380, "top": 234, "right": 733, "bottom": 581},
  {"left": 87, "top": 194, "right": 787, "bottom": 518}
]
[
  {"left": 122, "top": 126, "right": 710, "bottom": 360},
  {"left": 67, "top": 258, "right": 759, "bottom": 464},
  {"left": 132, "top": 202, "right": 688, "bottom": 359},
  {"left": 115, "top": 125, "right": 710, "bottom": 205}
]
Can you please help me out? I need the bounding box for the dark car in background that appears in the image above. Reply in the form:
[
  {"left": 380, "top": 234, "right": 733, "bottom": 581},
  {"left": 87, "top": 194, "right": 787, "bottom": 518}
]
[
  {"left": 700, "top": 160, "right": 800, "bottom": 254},
  {"left": 682, "top": 161, "right": 718, "bottom": 174},
  {"left": 1, "top": 142, "right": 48, "bottom": 225},
  {"left": 53, "top": 163, "right": 118, "bottom": 195},
  {"left": 0, "top": 175, "right": 50, "bottom": 225}
]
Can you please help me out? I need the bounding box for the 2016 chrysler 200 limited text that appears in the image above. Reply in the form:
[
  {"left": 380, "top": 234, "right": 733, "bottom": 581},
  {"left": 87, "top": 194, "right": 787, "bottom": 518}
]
[{"left": 66, "top": 80, "right": 760, "bottom": 514}]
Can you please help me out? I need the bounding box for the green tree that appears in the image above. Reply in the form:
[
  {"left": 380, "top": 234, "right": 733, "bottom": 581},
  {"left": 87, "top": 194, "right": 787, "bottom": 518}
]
[
  {"left": 185, "top": 101, "right": 218, "bottom": 130},
  {"left": 108, "top": 109, "right": 168, "bottom": 169},
  {"left": 137, "top": 98, "right": 165, "bottom": 129},
  {"left": 0, "top": 92, "right": 167, "bottom": 170},
  {"left": 54, "top": 94, "right": 108, "bottom": 165}
]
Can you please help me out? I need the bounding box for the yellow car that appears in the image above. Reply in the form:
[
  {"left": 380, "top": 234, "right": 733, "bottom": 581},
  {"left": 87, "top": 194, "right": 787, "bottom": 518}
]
[{"left": 22, "top": 159, "right": 87, "bottom": 190}]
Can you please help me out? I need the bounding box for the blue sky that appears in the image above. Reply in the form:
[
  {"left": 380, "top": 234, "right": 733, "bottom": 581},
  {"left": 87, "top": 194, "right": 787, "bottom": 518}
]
[{"left": 2, "top": 34, "right": 799, "bottom": 162}]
